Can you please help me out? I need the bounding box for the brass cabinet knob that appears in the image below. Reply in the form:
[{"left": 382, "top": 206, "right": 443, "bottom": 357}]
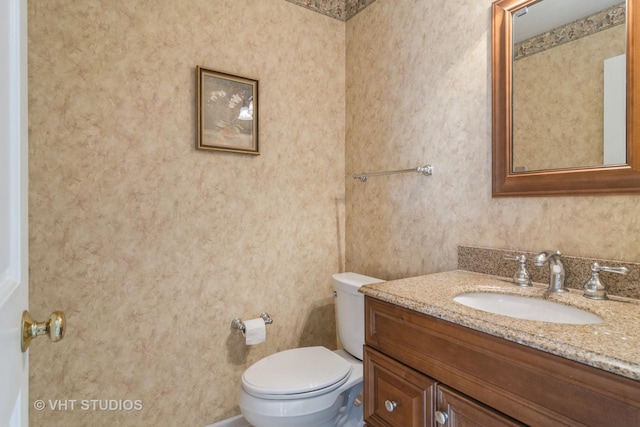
[{"left": 21, "top": 310, "right": 66, "bottom": 352}]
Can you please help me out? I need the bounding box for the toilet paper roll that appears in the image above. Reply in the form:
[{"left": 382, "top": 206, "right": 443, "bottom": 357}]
[{"left": 243, "top": 317, "right": 266, "bottom": 345}]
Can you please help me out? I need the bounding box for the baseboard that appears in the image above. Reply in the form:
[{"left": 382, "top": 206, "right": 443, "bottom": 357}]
[{"left": 204, "top": 414, "right": 251, "bottom": 427}]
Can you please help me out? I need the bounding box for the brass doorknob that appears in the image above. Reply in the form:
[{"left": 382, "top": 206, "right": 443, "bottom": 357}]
[{"left": 21, "top": 310, "right": 66, "bottom": 352}]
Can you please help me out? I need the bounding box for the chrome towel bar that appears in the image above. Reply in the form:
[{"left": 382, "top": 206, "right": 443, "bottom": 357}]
[{"left": 352, "top": 165, "right": 433, "bottom": 182}]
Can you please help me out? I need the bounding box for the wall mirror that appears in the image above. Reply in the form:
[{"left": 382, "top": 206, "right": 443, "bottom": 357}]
[{"left": 492, "top": 0, "right": 640, "bottom": 196}]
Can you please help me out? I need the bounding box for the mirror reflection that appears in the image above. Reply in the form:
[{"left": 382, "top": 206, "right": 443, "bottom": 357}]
[{"left": 511, "top": 0, "right": 626, "bottom": 173}]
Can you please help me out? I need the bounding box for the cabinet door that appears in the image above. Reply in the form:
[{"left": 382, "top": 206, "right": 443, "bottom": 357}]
[
  {"left": 435, "top": 385, "right": 525, "bottom": 427},
  {"left": 364, "top": 346, "right": 436, "bottom": 427}
]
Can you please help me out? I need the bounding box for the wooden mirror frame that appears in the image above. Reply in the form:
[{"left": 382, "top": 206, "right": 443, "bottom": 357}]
[{"left": 492, "top": 0, "right": 640, "bottom": 196}]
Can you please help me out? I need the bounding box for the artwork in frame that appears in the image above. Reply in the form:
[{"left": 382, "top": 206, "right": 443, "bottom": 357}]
[{"left": 196, "top": 66, "right": 259, "bottom": 154}]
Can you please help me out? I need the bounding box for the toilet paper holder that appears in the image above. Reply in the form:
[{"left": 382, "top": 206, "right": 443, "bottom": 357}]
[{"left": 231, "top": 312, "right": 273, "bottom": 334}]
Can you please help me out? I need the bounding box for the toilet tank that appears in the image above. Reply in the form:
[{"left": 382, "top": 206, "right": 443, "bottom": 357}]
[{"left": 333, "top": 272, "right": 384, "bottom": 360}]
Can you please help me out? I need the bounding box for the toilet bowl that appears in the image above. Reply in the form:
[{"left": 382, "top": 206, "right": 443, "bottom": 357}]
[
  {"left": 238, "top": 272, "right": 383, "bottom": 427},
  {"left": 239, "top": 348, "right": 363, "bottom": 427}
]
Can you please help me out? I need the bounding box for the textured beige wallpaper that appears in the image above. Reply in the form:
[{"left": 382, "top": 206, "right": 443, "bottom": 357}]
[
  {"left": 346, "top": 0, "right": 640, "bottom": 280},
  {"left": 28, "top": 0, "right": 640, "bottom": 426},
  {"left": 513, "top": 26, "right": 626, "bottom": 171},
  {"left": 28, "top": 0, "right": 345, "bottom": 425}
]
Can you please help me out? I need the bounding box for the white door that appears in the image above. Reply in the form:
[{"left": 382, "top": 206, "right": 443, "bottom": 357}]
[{"left": 0, "top": 0, "right": 29, "bottom": 426}]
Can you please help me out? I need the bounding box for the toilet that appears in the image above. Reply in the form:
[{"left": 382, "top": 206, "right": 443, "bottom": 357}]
[{"left": 238, "top": 272, "right": 384, "bottom": 427}]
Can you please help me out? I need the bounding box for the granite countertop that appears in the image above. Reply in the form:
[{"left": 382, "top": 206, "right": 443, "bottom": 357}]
[{"left": 360, "top": 270, "right": 640, "bottom": 381}]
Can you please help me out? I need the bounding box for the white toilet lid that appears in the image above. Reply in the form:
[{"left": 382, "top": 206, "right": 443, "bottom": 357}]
[{"left": 242, "top": 346, "right": 352, "bottom": 398}]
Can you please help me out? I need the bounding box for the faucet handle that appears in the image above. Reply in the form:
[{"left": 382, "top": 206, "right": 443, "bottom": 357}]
[
  {"left": 583, "top": 262, "right": 629, "bottom": 300},
  {"left": 598, "top": 264, "right": 629, "bottom": 275},
  {"left": 503, "top": 254, "right": 532, "bottom": 287}
]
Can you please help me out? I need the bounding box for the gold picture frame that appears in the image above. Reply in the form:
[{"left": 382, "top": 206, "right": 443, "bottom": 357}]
[{"left": 196, "top": 66, "right": 259, "bottom": 154}]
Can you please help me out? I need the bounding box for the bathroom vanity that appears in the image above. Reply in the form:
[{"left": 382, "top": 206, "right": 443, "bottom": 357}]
[{"left": 360, "top": 271, "right": 640, "bottom": 427}]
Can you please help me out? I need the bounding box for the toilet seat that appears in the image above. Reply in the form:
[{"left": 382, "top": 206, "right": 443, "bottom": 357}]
[{"left": 242, "top": 346, "right": 352, "bottom": 400}]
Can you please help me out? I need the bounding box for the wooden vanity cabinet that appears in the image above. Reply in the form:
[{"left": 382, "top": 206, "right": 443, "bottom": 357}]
[{"left": 363, "top": 297, "right": 640, "bottom": 427}]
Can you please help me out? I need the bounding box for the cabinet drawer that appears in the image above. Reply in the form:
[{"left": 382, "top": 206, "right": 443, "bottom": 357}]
[
  {"left": 436, "top": 385, "right": 524, "bottom": 427},
  {"left": 364, "top": 346, "right": 436, "bottom": 427}
]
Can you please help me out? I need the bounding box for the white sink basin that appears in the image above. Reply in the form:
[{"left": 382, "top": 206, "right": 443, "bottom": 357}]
[{"left": 453, "top": 292, "right": 603, "bottom": 324}]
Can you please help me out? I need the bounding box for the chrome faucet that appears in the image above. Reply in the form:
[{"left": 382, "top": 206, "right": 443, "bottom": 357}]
[{"left": 533, "top": 250, "right": 568, "bottom": 292}]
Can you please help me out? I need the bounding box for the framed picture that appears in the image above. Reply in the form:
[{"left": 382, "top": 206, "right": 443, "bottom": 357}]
[{"left": 196, "top": 66, "right": 259, "bottom": 154}]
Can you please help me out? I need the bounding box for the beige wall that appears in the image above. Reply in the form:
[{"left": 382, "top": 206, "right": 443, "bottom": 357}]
[
  {"left": 345, "top": 0, "right": 640, "bottom": 280},
  {"left": 28, "top": 0, "right": 344, "bottom": 425},
  {"left": 28, "top": 0, "right": 640, "bottom": 426}
]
